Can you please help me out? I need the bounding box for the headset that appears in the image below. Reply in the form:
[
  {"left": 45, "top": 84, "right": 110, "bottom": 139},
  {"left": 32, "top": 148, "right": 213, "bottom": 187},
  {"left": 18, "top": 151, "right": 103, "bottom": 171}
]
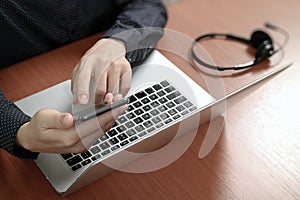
[{"left": 191, "top": 22, "right": 289, "bottom": 71}]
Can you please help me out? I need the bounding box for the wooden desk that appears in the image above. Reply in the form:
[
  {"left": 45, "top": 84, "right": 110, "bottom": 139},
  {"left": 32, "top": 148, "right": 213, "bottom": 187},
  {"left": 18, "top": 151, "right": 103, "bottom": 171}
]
[{"left": 1, "top": 0, "right": 300, "bottom": 199}]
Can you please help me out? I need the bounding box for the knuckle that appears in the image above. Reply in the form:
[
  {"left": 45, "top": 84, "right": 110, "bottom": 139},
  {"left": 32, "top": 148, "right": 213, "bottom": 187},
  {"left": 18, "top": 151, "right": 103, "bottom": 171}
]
[
  {"left": 63, "top": 134, "right": 80, "bottom": 148},
  {"left": 95, "top": 85, "right": 106, "bottom": 95},
  {"left": 73, "top": 146, "right": 88, "bottom": 154}
]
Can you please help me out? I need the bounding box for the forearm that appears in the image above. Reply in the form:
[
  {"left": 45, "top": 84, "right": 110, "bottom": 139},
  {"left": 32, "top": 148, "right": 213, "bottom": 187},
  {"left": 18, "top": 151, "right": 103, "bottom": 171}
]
[
  {"left": 0, "top": 90, "right": 38, "bottom": 160},
  {"left": 101, "top": 0, "right": 168, "bottom": 64}
]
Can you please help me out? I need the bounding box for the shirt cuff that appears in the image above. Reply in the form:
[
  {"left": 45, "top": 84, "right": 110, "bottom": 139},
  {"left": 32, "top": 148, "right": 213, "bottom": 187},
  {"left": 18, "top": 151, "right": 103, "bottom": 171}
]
[
  {"left": 101, "top": 23, "right": 164, "bottom": 64},
  {"left": 0, "top": 95, "right": 39, "bottom": 160}
]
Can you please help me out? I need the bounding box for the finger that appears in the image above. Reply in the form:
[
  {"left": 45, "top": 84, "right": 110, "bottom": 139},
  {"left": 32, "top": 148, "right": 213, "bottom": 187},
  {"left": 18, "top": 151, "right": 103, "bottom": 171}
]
[
  {"left": 73, "top": 59, "right": 93, "bottom": 105},
  {"left": 119, "top": 68, "right": 132, "bottom": 96},
  {"left": 119, "top": 60, "right": 132, "bottom": 96},
  {"left": 112, "top": 93, "right": 123, "bottom": 102},
  {"left": 107, "top": 67, "right": 120, "bottom": 94},
  {"left": 94, "top": 72, "right": 107, "bottom": 104},
  {"left": 103, "top": 93, "right": 114, "bottom": 104}
]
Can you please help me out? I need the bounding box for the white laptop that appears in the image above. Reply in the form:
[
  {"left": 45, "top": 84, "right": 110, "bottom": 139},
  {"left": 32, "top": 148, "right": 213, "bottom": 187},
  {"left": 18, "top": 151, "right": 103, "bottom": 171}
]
[{"left": 15, "top": 50, "right": 291, "bottom": 195}]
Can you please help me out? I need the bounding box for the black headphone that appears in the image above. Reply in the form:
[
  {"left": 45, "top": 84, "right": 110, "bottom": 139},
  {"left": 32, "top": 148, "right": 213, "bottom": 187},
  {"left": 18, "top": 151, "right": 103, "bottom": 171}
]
[{"left": 191, "top": 22, "right": 289, "bottom": 71}]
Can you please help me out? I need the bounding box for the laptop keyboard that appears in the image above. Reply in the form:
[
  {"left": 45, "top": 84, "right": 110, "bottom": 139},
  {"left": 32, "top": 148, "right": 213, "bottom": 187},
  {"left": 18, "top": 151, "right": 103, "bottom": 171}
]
[{"left": 61, "top": 80, "right": 197, "bottom": 171}]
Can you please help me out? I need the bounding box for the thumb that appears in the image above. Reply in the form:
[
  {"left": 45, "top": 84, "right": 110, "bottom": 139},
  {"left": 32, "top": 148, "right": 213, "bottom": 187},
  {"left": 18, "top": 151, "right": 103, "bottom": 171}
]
[
  {"left": 57, "top": 113, "right": 74, "bottom": 130},
  {"left": 37, "top": 109, "right": 74, "bottom": 130}
]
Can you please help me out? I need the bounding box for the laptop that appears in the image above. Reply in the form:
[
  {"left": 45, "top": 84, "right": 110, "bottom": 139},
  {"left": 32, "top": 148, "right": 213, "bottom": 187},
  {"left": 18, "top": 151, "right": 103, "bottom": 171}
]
[{"left": 15, "top": 50, "right": 291, "bottom": 195}]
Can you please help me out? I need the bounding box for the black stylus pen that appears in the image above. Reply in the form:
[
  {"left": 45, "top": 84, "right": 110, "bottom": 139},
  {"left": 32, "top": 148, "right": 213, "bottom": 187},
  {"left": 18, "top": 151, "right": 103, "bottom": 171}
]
[{"left": 74, "top": 97, "right": 129, "bottom": 123}]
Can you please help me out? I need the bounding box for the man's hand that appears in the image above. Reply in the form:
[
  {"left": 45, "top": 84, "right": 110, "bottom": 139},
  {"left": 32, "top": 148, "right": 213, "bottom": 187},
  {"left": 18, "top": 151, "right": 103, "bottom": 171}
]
[
  {"left": 71, "top": 38, "right": 132, "bottom": 105},
  {"left": 15, "top": 94, "right": 127, "bottom": 154}
]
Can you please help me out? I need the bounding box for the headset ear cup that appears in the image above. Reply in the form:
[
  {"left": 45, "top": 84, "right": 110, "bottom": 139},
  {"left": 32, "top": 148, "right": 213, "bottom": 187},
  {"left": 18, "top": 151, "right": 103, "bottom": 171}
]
[
  {"left": 250, "top": 30, "right": 273, "bottom": 48},
  {"left": 255, "top": 41, "right": 274, "bottom": 63}
]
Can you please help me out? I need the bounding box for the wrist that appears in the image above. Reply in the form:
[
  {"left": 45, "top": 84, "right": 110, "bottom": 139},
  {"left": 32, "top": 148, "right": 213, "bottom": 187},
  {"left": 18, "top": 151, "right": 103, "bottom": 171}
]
[
  {"left": 15, "top": 122, "right": 31, "bottom": 151},
  {"left": 98, "top": 38, "right": 126, "bottom": 54}
]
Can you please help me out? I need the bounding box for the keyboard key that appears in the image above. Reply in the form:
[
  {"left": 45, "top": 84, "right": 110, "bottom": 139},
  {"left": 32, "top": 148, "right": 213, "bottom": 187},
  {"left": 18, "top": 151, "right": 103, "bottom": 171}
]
[
  {"left": 158, "top": 97, "right": 168, "bottom": 104},
  {"left": 156, "top": 123, "right": 164, "bottom": 128},
  {"left": 120, "top": 140, "right": 129, "bottom": 146},
  {"left": 147, "top": 127, "right": 156, "bottom": 133},
  {"left": 175, "top": 96, "right": 187, "bottom": 104},
  {"left": 81, "top": 159, "right": 91, "bottom": 166},
  {"left": 109, "top": 137, "right": 119, "bottom": 145},
  {"left": 173, "top": 114, "right": 181, "bottom": 120},
  {"left": 160, "top": 113, "right": 169, "bottom": 120},
  {"left": 61, "top": 153, "right": 72, "bottom": 160},
  {"left": 157, "top": 90, "right": 166, "bottom": 97},
  {"left": 129, "top": 95, "right": 137, "bottom": 103},
  {"left": 135, "top": 125, "right": 145, "bottom": 132},
  {"left": 135, "top": 91, "right": 147, "bottom": 99},
  {"left": 141, "top": 97, "right": 150, "bottom": 104},
  {"left": 166, "top": 102, "right": 175, "bottom": 108},
  {"left": 90, "top": 146, "right": 101, "bottom": 154},
  {"left": 142, "top": 105, "right": 151, "bottom": 111},
  {"left": 181, "top": 110, "right": 189, "bottom": 115},
  {"left": 117, "top": 116, "right": 127, "bottom": 124},
  {"left": 160, "top": 80, "right": 170, "bottom": 87},
  {"left": 145, "top": 87, "right": 155, "bottom": 94},
  {"left": 125, "top": 121, "right": 135, "bottom": 129},
  {"left": 153, "top": 84, "right": 162, "bottom": 91},
  {"left": 150, "top": 101, "right": 160, "bottom": 108},
  {"left": 66, "top": 155, "right": 82, "bottom": 167},
  {"left": 134, "top": 108, "right": 144, "bottom": 115},
  {"left": 129, "top": 136, "right": 138, "bottom": 142},
  {"left": 158, "top": 105, "right": 167, "bottom": 112},
  {"left": 126, "top": 112, "right": 136, "bottom": 119},
  {"left": 71, "top": 164, "right": 82, "bottom": 171},
  {"left": 165, "top": 86, "right": 175, "bottom": 93},
  {"left": 107, "top": 129, "right": 118, "bottom": 137},
  {"left": 99, "top": 134, "right": 108, "bottom": 142},
  {"left": 116, "top": 125, "right": 126, "bottom": 133},
  {"left": 133, "top": 101, "right": 143, "bottom": 108},
  {"left": 142, "top": 113, "right": 151, "bottom": 120},
  {"left": 128, "top": 105, "right": 134, "bottom": 111},
  {"left": 143, "top": 121, "right": 153, "bottom": 128},
  {"left": 111, "top": 145, "right": 120, "bottom": 151},
  {"left": 176, "top": 105, "right": 186, "bottom": 112},
  {"left": 189, "top": 106, "right": 197, "bottom": 112},
  {"left": 126, "top": 129, "right": 137, "bottom": 136},
  {"left": 138, "top": 131, "right": 147, "bottom": 137},
  {"left": 149, "top": 94, "right": 158, "bottom": 100},
  {"left": 91, "top": 154, "right": 101, "bottom": 161},
  {"left": 166, "top": 93, "right": 177, "bottom": 100},
  {"left": 150, "top": 109, "right": 159, "bottom": 116},
  {"left": 184, "top": 101, "right": 193, "bottom": 108},
  {"left": 165, "top": 118, "right": 173, "bottom": 124},
  {"left": 99, "top": 142, "right": 110, "bottom": 150},
  {"left": 133, "top": 117, "right": 143, "bottom": 124},
  {"left": 101, "top": 149, "right": 111, "bottom": 156},
  {"left": 152, "top": 116, "right": 162, "bottom": 123},
  {"left": 117, "top": 133, "right": 128, "bottom": 141},
  {"left": 168, "top": 109, "right": 178, "bottom": 116},
  {"left": 81, "top": 151, "right": 92, "bottom": 159}
]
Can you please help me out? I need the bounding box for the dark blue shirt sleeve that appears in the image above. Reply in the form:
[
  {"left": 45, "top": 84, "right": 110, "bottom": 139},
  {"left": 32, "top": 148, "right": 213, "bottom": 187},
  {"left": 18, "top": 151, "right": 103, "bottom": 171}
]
[
  {"left": 102, "top": 0, "right": 168, "bottom": 64},
  {"left": 0, "top": 90, "right": 39, "bottom": 160}
]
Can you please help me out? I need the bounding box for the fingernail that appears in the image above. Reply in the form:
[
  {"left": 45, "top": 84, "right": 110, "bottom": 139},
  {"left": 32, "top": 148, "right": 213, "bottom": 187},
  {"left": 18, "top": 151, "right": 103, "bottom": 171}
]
[{"left": 79, "top": 94, "right": 88, "bottom": 104}]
